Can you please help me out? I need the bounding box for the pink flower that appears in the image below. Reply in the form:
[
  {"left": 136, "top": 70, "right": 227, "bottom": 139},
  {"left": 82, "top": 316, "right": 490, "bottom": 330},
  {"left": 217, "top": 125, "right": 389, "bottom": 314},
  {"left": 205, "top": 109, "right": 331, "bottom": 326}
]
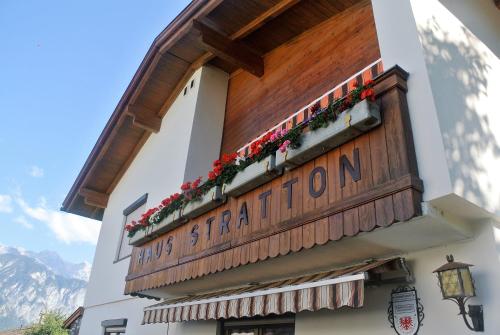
[
  {"left": 279, "top": 140, "right": 291, "bottom": 153},
  {"left": 272, "top": 129, "right": 282, "bottom": 141}
]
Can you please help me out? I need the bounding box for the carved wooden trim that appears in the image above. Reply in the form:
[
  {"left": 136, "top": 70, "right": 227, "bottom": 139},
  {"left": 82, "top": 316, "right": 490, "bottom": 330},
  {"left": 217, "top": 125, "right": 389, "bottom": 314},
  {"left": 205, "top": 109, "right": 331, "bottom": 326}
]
[{"left": 125, "top": 174, "right": 422, "bottom": 282}]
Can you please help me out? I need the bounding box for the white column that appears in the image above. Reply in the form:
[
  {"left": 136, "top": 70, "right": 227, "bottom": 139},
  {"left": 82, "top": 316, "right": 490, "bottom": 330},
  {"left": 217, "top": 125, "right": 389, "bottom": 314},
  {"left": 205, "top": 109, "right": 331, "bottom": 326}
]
[{"left": 370, "top": 0, "right": 452, "bottom": 202}]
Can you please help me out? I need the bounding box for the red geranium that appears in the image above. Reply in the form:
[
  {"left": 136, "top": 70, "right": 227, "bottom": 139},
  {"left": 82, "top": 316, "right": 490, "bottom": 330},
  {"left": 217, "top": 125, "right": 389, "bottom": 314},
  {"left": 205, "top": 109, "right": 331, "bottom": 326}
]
[
  {"left": 191, "top": 176, "right": 202, "bottom": 189},
  {"left": 181, "top": 182, "right": 191, "bottom": 191},
  {"left": 161, "top": 197, "right": 171, "bottom": 207},
  {"left": 208, "top": 170, "right": 217, "bottom": 181},
  {"left": 361, "top": 88, "right": 375, "bottom": 101},
  {"left": 249, "top": 140, "right": 263, "bottom": 158},
  {"left": 221, "top": 152, "right": 237, "bottom": 165}
]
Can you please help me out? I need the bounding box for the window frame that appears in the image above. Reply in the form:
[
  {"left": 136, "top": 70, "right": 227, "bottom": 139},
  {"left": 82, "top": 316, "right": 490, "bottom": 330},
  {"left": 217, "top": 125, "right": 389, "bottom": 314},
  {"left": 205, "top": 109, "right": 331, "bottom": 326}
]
[
  {"left": 101, "top": 318, "right": 127, "bottom": 335},
  {"left": 114, "top": 193, "right": 148, "bottom": 263}
]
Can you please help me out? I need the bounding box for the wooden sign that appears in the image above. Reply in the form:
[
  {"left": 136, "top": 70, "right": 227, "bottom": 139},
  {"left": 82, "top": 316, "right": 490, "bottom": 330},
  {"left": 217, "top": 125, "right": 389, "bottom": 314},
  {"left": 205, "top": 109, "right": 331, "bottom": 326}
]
[{"left": 125, "top": 67, "right": 423, "bottom": 295}]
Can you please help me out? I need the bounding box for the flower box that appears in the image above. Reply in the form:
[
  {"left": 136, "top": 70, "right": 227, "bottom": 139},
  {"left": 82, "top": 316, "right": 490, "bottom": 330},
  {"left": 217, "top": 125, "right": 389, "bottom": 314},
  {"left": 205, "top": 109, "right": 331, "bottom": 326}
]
[
  {"left": 181, "top": 186, "right": 226, "bottom": 219},
  {"left": 150, "top": 209, "right": 185, "bottom": 236},
  {"left": 224, "top": 154, "right": 281, "bottom": 197},
  {"left": 276, "top": 100, "right": 380, "bottom": 169},
  {"left": 128, "top": 226, "right": 153, "bottom": 247},
  {"left": 129, "top": 209, "right": 185, "bottom": 247}
]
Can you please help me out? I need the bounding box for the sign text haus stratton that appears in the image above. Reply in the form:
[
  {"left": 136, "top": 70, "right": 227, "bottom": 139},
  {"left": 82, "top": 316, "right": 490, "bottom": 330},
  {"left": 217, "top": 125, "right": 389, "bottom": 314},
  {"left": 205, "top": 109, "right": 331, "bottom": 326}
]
[
  {"left": 137, "top": 148, "right": 362, "bottom": 264},
  {"left": 125, "top": 67, "right": 423, "bottom": 295}
]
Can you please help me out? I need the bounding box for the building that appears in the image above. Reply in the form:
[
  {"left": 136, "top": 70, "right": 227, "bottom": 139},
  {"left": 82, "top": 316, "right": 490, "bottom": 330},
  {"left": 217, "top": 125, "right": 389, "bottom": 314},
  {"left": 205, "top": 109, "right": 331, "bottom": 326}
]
[
  {"left": 62, "top": 0, "right": 500, "bottom": 334},
  {"left": 63, "top": 307, "right": 84, "bottom": 335}
]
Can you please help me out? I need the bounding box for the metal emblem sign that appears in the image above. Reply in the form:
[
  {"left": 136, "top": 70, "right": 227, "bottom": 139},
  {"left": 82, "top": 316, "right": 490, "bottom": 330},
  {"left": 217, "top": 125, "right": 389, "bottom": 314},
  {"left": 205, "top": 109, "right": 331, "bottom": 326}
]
[{"left": 388, "top": 286, "right": 424, "bottom": 335}]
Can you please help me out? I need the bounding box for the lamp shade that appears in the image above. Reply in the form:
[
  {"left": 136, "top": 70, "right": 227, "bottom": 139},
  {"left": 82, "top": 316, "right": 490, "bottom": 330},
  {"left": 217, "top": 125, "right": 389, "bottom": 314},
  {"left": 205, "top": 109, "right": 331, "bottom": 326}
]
[{"left": 434, "top": 255, "right": 475, "bottom": 299}]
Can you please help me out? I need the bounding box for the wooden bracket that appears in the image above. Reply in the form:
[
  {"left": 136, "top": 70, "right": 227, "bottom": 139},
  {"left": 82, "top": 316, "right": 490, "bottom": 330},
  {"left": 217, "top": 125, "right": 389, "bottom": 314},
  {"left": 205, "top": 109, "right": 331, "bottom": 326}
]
[
  {"left": 126, "top": 104, "right": 162, "bottom": 133},
  {"left": 80, "top": 187, "right": 109, "bottom": 209},
  {"left": 193, "top": 20, "right": 264, "bottom": 77}
]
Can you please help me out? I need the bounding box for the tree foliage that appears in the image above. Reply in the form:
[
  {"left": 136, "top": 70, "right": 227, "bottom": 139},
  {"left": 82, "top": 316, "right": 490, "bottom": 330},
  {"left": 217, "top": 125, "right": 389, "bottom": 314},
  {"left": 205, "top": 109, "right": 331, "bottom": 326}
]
[{"left": 25, "top": 312, "right": 68, "bottom": 335}]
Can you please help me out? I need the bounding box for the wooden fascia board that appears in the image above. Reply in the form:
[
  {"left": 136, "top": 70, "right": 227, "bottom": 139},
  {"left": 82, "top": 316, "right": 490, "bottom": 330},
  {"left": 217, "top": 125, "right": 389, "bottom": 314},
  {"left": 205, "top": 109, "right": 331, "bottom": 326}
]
[{"left": 193, "top": 20, "right": 264, "bottom": 77}]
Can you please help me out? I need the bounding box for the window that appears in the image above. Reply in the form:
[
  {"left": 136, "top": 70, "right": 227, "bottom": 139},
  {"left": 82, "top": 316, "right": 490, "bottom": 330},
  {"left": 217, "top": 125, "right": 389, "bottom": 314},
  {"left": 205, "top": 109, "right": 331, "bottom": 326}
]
[
  {"left": 115, "top": 194, "right": 148, "bottom": 262},
  {"left": 220, "top": 316, "right": 295, "bottom": 335},
  {"left": 101, "top": 319, "right": 127, "bottom": 335}
]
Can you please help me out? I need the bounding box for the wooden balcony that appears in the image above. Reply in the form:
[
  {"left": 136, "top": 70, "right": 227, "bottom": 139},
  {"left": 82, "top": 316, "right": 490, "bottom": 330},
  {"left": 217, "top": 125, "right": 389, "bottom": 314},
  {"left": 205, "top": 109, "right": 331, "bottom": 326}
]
[{"left": 121, "top": 66, "right": 472, "bottom": 300}]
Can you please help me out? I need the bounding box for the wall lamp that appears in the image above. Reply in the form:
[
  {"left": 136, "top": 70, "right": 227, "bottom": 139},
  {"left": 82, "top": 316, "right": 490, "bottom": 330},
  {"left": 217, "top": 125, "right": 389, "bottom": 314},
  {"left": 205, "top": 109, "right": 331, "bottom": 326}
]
[{"left": 433, "top": 255, "right": 484, "bottom": 332}]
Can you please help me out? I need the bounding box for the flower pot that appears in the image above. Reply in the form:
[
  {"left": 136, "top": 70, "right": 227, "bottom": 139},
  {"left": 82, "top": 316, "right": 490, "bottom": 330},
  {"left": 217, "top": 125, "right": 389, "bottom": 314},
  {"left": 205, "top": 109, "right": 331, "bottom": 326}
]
[
  {"left": 223, "top": 154, "right": 281, "bottom": 197},
  {"left": 150, "top": 209, "right": 185, "bottom": 236},
  {"left": 181, "top": 186, "right": 226, "bottom": 219},
  {"left": 276, "top": 100, "right": 380, "bottom": 170},
  {"left": 128, "top": 209, "right": 186, "bottom": 247},
  {"left": 128, "top": 226, "right": 153, "bottom": 247}
]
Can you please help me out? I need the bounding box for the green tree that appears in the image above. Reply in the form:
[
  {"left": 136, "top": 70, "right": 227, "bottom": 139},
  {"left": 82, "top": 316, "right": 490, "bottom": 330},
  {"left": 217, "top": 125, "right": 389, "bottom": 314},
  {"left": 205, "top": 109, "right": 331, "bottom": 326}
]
[{"left": 25, "top": 312, "right": 68, "bottom": 335}]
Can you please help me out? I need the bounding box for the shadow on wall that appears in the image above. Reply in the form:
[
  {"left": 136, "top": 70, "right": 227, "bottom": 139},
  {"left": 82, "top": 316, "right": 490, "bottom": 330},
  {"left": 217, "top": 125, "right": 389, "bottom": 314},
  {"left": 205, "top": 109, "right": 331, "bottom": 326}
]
[
  {"left": 438, "top": 0, "right": 500, "bottom": 58},
  {"left": 418, "top": 16, "right": 500, "bottom": 215}
]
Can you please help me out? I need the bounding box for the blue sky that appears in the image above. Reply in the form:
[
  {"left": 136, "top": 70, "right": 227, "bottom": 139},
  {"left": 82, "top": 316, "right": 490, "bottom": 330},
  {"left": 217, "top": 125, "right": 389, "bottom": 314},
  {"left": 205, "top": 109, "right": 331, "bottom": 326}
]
[{"left": 0, "top": 0, "right": 190, "bottom": 264}]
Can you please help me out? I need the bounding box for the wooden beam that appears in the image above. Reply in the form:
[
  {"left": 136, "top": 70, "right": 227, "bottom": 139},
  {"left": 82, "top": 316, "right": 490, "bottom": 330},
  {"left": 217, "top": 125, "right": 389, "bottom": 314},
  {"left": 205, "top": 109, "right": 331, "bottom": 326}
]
[
  {"left": 230, "top": 0, "right": 301, "bottom": 40},
  {"left": 193, "top": 20, "right": 264, "bottom": 77},
  {"left": 80, "top": 188, "right": 109, "bottom": 209},
  {"left": 158, "top": 0, "right": 302, "bottom": 117},
  {"left": 126, "top": 104, "right": 162, "bottom": 133}
]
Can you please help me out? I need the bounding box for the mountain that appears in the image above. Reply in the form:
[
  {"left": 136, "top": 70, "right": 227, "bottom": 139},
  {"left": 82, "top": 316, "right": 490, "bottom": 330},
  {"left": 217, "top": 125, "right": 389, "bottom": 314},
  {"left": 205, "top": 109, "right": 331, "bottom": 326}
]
[
  {"left": 0, "top": 245, "right": 89, "bottom": 330},
  {"left": 28, "top": 250, "right": 91, "bottom": 282}
]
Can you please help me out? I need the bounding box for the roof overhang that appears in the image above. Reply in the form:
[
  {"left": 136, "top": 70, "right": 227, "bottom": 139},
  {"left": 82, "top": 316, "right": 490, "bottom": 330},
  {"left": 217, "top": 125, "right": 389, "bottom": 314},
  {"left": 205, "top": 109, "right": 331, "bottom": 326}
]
[{"left": 61, "top": 0, "right": 367, "bottom": 219}]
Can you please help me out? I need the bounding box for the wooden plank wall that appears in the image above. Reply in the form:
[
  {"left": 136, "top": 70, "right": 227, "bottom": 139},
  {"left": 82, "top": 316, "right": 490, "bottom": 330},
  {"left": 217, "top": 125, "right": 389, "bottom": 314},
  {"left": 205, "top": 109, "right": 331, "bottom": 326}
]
[
  {"left": 221, "top": 0, "right": 380, "bottom": 155},
  {"left": 125, "top": 67, "right": 423, "bottom": 294}
]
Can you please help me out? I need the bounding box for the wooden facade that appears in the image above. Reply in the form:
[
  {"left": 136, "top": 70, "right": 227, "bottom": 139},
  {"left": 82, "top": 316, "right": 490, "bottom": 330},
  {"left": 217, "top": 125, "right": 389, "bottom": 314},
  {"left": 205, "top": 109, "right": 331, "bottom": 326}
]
[
  {"left": 62, "top": 0, "right": 370, "bottom": 220},
  {"left": 125, "top": 67, "right": 422, "bottom": 295},
  {"left": 222, "top": 1, "right": 380, "bottom": 154}
]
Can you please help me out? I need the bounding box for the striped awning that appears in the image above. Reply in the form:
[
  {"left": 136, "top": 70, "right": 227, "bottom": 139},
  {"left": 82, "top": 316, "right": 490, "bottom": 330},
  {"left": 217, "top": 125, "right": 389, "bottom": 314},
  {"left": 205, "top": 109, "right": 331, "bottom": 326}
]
[{"left": 142, "top": 258, "right": 407, "bottom": 324}]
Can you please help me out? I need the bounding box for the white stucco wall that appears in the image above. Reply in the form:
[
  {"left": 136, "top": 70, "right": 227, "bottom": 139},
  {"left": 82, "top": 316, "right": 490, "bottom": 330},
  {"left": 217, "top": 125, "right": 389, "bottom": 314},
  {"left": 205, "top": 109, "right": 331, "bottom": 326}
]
[
  {"left": 295, "top": 221, "right": 500, "bottom": 335},
  {"left": 371, "top": 0, "right": 453, "bottom": 203},
  {"left": 411, "top": 0, "right": 500, "bottom": 216},
  {"left": 184, "top": 66, "right": 229, "bottom": 182},
  {"left": 80, "top": 299, "right": 218, "bottom": 335},
  {"left": 79, "top": 66, "right": 228, "bottom": 334},
  {"left": 372, "top": 0, "right": 500, "bottom": 216}
]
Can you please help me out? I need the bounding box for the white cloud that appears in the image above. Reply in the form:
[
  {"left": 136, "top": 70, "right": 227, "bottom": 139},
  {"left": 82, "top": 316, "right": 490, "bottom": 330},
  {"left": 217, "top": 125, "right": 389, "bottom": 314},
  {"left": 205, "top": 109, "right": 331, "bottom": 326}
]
[
  {"left": 0, "top": 195, "right": 13, "bottom": 213},
  {"left": 29, "top": 166, "right": 44, "bottom": 178},
  {"left": 14, "top": 216, "right": 34, "bottom": 229},
  {"left": 16, "top": 197, "right": 101, "bottom": 244}
]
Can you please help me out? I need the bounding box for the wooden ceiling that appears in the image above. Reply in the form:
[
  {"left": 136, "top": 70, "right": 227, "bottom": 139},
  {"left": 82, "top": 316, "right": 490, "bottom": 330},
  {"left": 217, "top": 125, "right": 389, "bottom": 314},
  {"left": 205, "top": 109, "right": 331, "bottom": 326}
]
[{"left": 62, "top": 0, "right": 364, "bottom": 220}]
